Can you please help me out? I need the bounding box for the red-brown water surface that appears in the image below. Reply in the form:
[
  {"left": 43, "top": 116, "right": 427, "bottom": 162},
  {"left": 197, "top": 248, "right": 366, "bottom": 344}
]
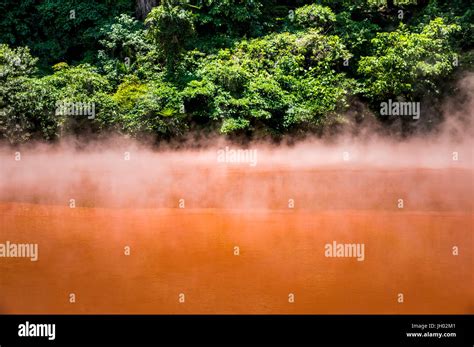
[{"left": 0, "top": 144, "right": 472, "bottom": 313}]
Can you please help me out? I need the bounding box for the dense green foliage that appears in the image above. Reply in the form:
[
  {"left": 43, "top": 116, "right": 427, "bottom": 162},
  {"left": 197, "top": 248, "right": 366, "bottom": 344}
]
[{"left": 0, "top": 0, "right": 472, "bottom": 143}]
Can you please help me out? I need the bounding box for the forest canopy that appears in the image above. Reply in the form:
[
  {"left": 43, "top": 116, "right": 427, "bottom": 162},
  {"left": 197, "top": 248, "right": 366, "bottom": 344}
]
[{"left": 0, "top": 0, "right": 472, "bottom": 143}]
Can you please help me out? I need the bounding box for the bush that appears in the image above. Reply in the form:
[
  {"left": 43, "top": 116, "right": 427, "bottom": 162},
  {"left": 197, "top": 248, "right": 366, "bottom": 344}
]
[
  {"left": 97, "top": 14, "right": 150, "bottom": 84},
  {"left": 42, "top": 63, "right": 117, "bottom": 136},
  {"left": 181, "top": 29, "right": 354, "bottom": 135},
  {"left": 0, "top": 45, "right": 57, "bottom": 143},
  {"left": 145, "top": 1, "right": 195, "bottom": 71},
  {"left": 358, "top": 18, "right": 461, "bottom": 101},
  {"left": 289, "top": 4, "right": 336, "bottom": 30},
  {"left": 0, "top": 0, "right": 470, "bottom": 141},
  {"left": 114, "top": 78, "right": 187, "bottom": 138}
]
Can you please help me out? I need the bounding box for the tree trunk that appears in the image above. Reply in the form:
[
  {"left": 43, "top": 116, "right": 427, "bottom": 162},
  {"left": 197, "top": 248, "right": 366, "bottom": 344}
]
[{"left": 136, "top": 0, "right": 158, "bottom": 19}]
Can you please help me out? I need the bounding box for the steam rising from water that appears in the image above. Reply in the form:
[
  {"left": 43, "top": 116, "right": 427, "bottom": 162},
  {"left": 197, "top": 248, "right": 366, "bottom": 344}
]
[
  {"left": 0, "top": 72, "right": 472, "bottom": 210},
  {"left": 0, "top": 98, "right": 473, "bottom": 212}
]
